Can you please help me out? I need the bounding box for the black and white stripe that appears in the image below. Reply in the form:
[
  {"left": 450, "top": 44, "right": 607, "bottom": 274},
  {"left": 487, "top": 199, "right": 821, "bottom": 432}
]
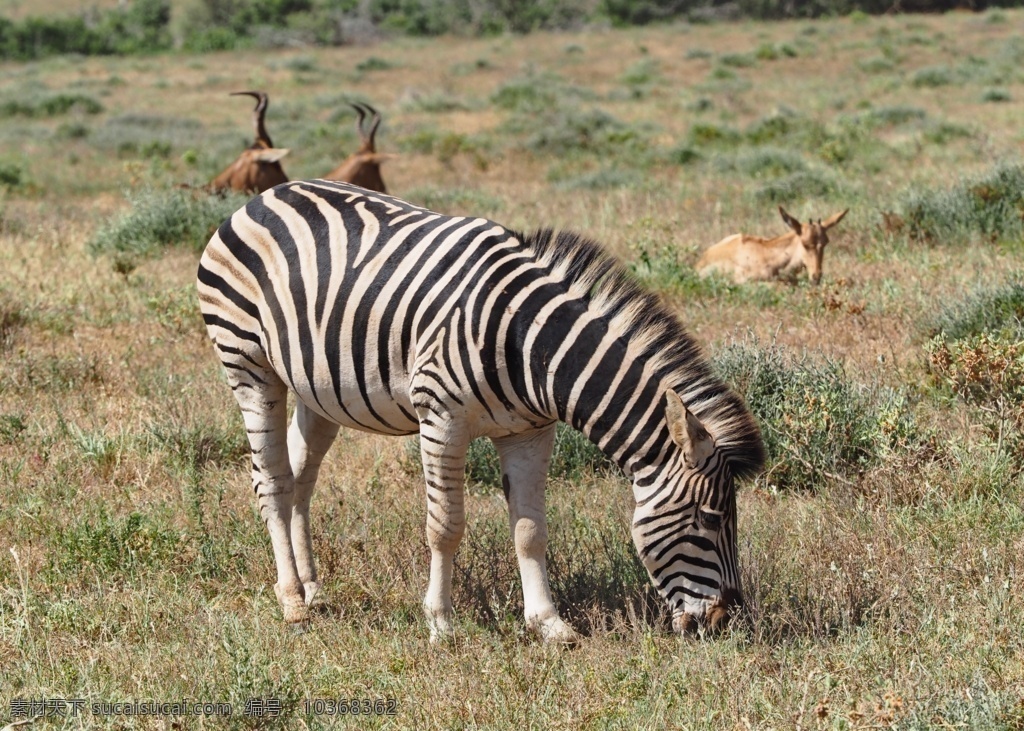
[{"left": 197, "top": 180, "right": 764, "bottom": 637}]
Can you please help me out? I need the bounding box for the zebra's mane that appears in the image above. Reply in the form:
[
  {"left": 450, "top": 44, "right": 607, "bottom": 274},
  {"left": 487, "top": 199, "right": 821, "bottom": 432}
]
[{"left": 519, "top": 228, "right": 765, "bottom": 480}]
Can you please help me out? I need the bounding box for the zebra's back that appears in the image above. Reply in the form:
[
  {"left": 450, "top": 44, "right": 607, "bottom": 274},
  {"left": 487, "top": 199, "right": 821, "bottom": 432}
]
[{"left": 197, "top": 180, "right": 547, "bottom": 437}]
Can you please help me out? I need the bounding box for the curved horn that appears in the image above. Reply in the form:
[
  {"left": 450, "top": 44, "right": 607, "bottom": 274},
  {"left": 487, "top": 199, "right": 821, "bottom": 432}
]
[
  {"left": 364, "top": 103, "right": 382, "bottom": 150},
  {"left": 232, "top": 90, "right": 272, "bottom": 148},
  {"left": 349, "top": 102, "right": 368, "bottom": 140}
]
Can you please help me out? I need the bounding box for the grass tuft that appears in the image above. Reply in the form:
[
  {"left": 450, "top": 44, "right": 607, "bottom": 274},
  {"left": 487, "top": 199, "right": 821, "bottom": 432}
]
[{"left": 88, "top": 188, "right": 249, "bottom": 259}]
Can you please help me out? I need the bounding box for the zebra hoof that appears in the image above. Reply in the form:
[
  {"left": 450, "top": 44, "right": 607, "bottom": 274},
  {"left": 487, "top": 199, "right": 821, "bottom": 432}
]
[
  {"left": 428, "top": 624, "right": 455, "bottom": 645},
  {"left": 275, "top": 583, "right": 310, "bottom": 624},
  {"left": 532, "top": 617, "right": 580, "bottom": 645},
  {"left": 303, "top": 581, "right": 322, "bottom": 607}
]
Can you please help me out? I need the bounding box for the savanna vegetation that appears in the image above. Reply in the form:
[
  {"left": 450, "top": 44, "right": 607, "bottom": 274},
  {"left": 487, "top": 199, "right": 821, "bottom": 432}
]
[{"left": 1, "top": 6, "right": 1024, "bottom": 729}]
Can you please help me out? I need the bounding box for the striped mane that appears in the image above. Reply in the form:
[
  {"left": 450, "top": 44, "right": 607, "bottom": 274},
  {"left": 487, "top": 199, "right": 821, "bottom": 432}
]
[{"left": 519, "top": 228, "right": 765, "bottom": 480}]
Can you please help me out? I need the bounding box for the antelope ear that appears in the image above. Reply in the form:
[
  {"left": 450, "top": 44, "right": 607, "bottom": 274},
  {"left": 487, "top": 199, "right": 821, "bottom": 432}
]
[
  {"left": 665, "top": 390, "right": 715, "bottom": 468},
  {"left": 253, "top": 148, "right": 290, "bottom": 163},
  {"left": 778, "top": 206, "right": 802, "bottom": 234},
  {"left": 822, "top": 208, "right": 849, "bottom": 230}
]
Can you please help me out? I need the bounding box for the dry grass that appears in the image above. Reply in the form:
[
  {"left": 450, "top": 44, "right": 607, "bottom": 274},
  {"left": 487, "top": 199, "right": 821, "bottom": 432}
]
[{"left": 2, "top": 9, "right": 1024, "bottom": 730}]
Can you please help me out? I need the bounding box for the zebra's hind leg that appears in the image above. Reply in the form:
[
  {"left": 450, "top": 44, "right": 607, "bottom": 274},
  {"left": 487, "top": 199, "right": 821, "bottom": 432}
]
[
  {"left": 417, "top": 419, "right": 469, "bottom": 643},
  {"left": 492, "top": 426, "right": 579, "bottom": 644},
  {"left": 287, "top": 401, "right": 340, "bottom": 606},
  {"left": 222, "top": 353, "right": 307, "bottom": 624}
]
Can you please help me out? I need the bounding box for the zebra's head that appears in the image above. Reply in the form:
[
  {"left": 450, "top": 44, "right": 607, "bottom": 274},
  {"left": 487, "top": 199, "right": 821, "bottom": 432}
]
[{"left": 631, "top": 389, "right": 743, "bottom": 635}]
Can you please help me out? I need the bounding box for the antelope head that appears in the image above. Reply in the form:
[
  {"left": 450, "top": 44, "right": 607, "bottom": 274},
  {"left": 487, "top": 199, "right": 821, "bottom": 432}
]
[
  {"left": 323, "top": 102, "right": 391, "bottom": 193},
  {"left": 206, "top": 91, "right": 290, "bottom": 195},
  {"left": 779, "top": 206, "right": 849, "bottom": 285}
]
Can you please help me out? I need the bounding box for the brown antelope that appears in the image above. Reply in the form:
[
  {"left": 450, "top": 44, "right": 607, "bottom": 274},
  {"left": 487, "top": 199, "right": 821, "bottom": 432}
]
[
  {"left": 696, "top": 206, "right": 849, "bottom": 285},
  {"left": 207, "top": 91, "right": 290, "bottom": 195},
  {"left": 323, "top": 102, "right": 390, "bottom": 193}
]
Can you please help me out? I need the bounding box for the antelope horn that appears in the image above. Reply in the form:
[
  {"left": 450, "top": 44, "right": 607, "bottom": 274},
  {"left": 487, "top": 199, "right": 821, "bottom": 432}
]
[
  {"left": 365, "top": 103, "right": 382, "bottom": 150},
  {"left": 231, "top": 90, "right": 272, "bottom": 148}
]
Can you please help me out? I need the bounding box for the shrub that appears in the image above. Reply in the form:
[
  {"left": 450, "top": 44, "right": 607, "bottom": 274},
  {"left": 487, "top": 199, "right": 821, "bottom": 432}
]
[
  {"left": 522, "top": 107, "right": 644, "bottom": 157},
  {"left": 0, "top": 92, "right": 103, "bottom": 118},
  {"left": 0, "top": 162, "right": 24, "bottom": 189},
  {"left": 88, "top": 188, "right": 249, "bottom": 259},
  {"left": 928, "top": 332, "right": 1024, "bottom": 465},
  {"left": 726, "top": 146, "right": 808, "bottom": 178},
  {"left": 930, "top": 279, "right": 1024, "bottom": 342},
  {"left": 911, "top": 66, "right": 953, "bottom": 88},
  {"left": 688, "top": 122, "right": 742, "bottom": 148},
  {"left": 745, "top": 110, "right": 826, "bottom": 146},
  {"left": 982, "top": 88, "right": 1011, "bottom": 103},
  {"left": 899, "top": 163, "right": 1024, "bottom": 245},
  {"left": 714, "top": 338, "right": 918, "bottom": 491},
  {"left": 356, "top": 56, "right": 394, "bottom": 71},
  {"left": 754, "top": 169, "right": 837, "bottom": 203}
]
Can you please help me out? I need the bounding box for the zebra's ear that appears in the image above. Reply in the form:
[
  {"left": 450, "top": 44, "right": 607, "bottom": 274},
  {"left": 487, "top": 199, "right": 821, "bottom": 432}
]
[{"left": 665, "top": 390, "right": 715, "bottom": 468}]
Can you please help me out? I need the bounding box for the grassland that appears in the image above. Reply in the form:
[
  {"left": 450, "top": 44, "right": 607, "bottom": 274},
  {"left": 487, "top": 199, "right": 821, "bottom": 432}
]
[{"left": 2, "top": 9, "right": 1024, "bottom": 730}]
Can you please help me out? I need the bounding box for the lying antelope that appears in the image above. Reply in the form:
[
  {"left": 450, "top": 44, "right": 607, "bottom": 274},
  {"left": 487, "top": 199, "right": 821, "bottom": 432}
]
[
  {"left": 207, "top": 91, "right": 290, "bottom": 195},
  {"left": 323, "top": 102, "right": 390, "bottom": 193},
  {"left": 696, "top": 206, "right": 849, "bottom": 285}
]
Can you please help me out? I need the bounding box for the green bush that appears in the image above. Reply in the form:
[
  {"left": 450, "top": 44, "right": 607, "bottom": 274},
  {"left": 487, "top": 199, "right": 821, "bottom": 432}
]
[
  {"left": 714, "top": 339, "right": 918, "bottom": 491},
  {"left": 688, "top": 122, "right": 742, "bottom": 148},
  {"left": 930, "top": 279, "right": 1024, "bottom": 341},
  {"left": 0, "top": 162, "right": 24, "bottom": 189},
  {"left": 911, "top": 66, "right": 954, "bottom": 88},
  {"left": 899, "top": 163, "right": 1024, "bottom": 244},
  {"left": 754, "top": 169, "right": 837, "bottom": 203},
  {"left": 982, "top": 88, "right": 1011, "bottom": 103},
  {"left": 928, "top": 332, "right": 1024, "bottom": 465},
  {"left": 724, "top": 146, "right": 808, "bottom": 178},
  {"left": 88, "top": 188, "right": 249, "bottom": 259},
  {"left": 0, "top": 0, "right": 171, "bottom": 59},
  {"left": 0, "top": 92, "right": 103, "bottom": 118}
]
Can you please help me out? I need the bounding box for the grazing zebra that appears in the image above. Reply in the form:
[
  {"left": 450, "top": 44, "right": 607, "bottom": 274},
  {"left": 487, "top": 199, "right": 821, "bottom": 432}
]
[{"left": 197, "top": 180, "right": 765, "bottom": 641}]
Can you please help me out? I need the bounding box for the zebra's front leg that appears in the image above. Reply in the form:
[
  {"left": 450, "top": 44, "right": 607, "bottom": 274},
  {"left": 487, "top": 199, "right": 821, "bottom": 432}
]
[
  {"left": 287, "top": 401, "right": 340, "bottom": 606},
  {"left": 417, "top": 420, "right": 469, "bottom": 643},
  {"left": 492, "top": 426, "right": 579, "bottom": 644}
]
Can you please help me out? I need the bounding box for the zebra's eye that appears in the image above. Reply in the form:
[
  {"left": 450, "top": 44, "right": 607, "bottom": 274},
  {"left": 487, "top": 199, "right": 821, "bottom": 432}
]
[{"left": 699, "top": 510, "right": 723, "bottom": 530}]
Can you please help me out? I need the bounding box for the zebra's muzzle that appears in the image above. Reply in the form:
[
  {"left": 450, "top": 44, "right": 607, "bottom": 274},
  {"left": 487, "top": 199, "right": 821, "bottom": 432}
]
[{"left": 672, "top": 587, "right": 743, "bottom": 636}]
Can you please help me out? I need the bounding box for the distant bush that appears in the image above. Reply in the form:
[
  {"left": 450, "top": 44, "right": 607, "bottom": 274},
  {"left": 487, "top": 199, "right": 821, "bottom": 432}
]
[
  {"left": 983, "top": 88, "right": 1012, "bottom": 103},
  {"left": 911, "top": 66, "right": 954, "bottom": 88},
  {"left": 0, "top": 0, "right": 171, "bottom": 59},
  {"left": 0, "top": 162, "right": 24, "bottom": 189},
  {"left": 724, "top": 146, "right": 808, "bottom": 178},
  {"left": 930, "top": 279, "right": 1024, "bottom": 341},
  {"left": 688, "top": 122, "right": 742, "bottom": 148},
  {"left": 899, "top": 163, "right": 1024, "bottom": 244},
  {"left": 89, "top": 188, "right": 248, "bottom": 259},
  {"left": 714, "top": 339, "right": 919, "bottom": 491},
  {"left": 754, "top": 169, "right": 837, "bottom": 203},
  {"left": 0, "top": 93, "right": 103, "bottom": 118}
]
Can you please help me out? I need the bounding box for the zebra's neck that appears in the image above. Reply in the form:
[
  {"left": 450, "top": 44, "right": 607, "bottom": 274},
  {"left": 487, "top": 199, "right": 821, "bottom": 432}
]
[{"left": 501, "top": 229, "right": 763, "bottom": 488}]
